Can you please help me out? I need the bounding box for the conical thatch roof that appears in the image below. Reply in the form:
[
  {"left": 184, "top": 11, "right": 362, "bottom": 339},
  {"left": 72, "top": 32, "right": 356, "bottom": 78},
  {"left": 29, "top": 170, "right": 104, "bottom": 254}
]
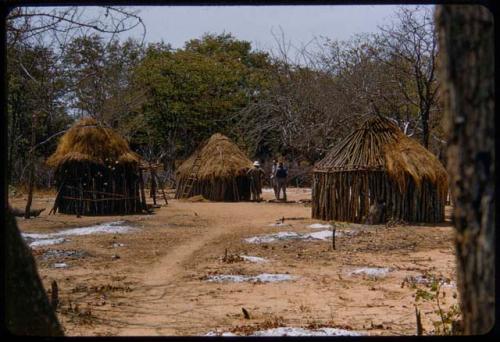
[
  {"left": 177, "top": 133, "right": 253, "bottom": 180},
  {"left": 47, "top": 117, "right": 140, "bottom": 168},
  {"left": 314, "top": 116, "right": 448, "bottom": 194}
]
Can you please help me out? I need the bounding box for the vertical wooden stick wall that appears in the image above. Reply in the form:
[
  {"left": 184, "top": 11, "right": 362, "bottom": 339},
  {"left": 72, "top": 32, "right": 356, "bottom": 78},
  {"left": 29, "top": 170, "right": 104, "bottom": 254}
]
[
  {"left": 175, "top": 175, "right": 251, "bottom": 202},
  {"left": 312, "top": 170, "right": 445, "bottom": 223},
  {"left": 54, "top": 162, "right": 144, "bottom": 215}
]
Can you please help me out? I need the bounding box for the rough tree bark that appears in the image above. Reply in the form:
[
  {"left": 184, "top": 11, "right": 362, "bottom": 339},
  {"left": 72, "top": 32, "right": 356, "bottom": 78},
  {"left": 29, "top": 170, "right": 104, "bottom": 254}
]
[
  {"left": 5, "top": 211, "right": 64, "bottom": 336},
  {"left": 436, "top": 5, "right": 495, "bottom": 335}
]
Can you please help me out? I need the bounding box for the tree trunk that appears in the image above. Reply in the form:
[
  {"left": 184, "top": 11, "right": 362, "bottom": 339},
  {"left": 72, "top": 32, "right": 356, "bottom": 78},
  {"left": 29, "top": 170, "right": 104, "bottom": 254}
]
[
  {"left": 436, "top": 5, "right": 495, "bottom": 335},
  {"left": 24, "top": 114, "right": 36, "bottom": 219},
  {"left": 5, "top": 211, "right": 64, "bottom": 336},
  {"left": 421, "top": 108, "right": 430, "bottom": 149}
]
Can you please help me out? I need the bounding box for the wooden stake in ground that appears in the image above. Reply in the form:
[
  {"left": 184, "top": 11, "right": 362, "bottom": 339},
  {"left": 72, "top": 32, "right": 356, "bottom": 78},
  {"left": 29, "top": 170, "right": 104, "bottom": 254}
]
[
  {"left": 242, "top": 307, "right": 250, "bottom": 319},
  {"left": 415, "top": 306, "right": 423, "bottom": 336},
  {"left": 332, "top": 226, "right": 336, "bottom": 250}
]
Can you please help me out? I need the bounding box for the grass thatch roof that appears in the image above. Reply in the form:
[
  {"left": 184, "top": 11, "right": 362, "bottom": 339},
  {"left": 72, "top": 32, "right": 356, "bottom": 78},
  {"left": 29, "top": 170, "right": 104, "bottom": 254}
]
[
  {"left": 46, "top": 117, "right": 140, "bottom": 168},
  {"left": 314, "top": 116, "right": 448, "bottom": 194},
  {"left": 176, "top": 133, "right": 253, "bottom": 180}
]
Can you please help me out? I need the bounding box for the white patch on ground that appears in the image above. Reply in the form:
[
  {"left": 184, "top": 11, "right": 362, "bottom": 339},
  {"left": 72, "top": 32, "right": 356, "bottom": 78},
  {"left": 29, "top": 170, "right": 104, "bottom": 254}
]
[
  {"left": 254, "top": 273, "right": 295, "bottom": 282},
  {"left": 205, "top": 331, "right": 238, "bottom": 336},
  {"left": 262, "top": 188, "right": 275, "bottom": 193},
  {"left": 240, "top": 255, "right": 268, "bottom": 263},
  {"left": 303, "top": 230, "right": 333, "bottom": 240},
  {"left": 442, "top": 281, "right": 457, "bottom": 288},
  {"left": 206, "top": 273, "right": 295, "bottom": 283},
  {"left": 349, "top": 267, "right": 391, "bottom": 278},
  {"left": 251, "top": 327, "right": 363, "bottom": 336},
  {"left": 112, "top": 243, "right": 126, "bottom": 248},
  {"left": 244, "top": 231, "right": 300, "bottom": 244},
  {"left": 22, "top": 221, "right": 135, "bottom": 247},
  {"left": 244, "top": 230, "right": 356, "bottom": 244},
  {"left": 308, "top": 223, "right": 333, "bottom": 229},
  {"left": 52, "top": 263, "right": 68, "bottom": 268},
  {"left": 28, "top": 238, "right": 67, "bottom": 248},
  {"left": 268, "top": 222, "right": 291, "bottom": 227}
]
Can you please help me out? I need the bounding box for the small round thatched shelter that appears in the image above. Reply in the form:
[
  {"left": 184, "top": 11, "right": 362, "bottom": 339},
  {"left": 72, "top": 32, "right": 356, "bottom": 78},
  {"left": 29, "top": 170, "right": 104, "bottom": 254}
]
[
  {"left": 312, "top": 116, "right": 448, "bottom": 223},
  {"left": 175, "top": 133, "right": 253, "bottom": 201},
  {"left": 47, "top": 118, "right": 145, "bottom": 215}
]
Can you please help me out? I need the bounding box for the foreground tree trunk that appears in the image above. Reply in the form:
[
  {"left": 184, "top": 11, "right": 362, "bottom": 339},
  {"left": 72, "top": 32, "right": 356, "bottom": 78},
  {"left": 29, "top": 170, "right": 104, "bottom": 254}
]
[
  {"left": 5, "top": 211, "right": 64, "bottom": 336},
  {"left": 436, "top": 5, "right": 495, "bottom": 334}
]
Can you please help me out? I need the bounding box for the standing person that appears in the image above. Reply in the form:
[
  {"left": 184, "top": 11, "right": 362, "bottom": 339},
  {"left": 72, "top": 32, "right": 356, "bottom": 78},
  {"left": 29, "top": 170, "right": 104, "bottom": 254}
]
[
  {"left": 149, "top": 173, "right": 157, "bottom": 205},
  {"left": 247, "top": 161, "right": 265, "bottom": 202},
  {"left": 270, "top": 159, "right": 278, "bottom": 199},
  {"left": 275, "top": 161, "right": 288, "bottom": 202}
]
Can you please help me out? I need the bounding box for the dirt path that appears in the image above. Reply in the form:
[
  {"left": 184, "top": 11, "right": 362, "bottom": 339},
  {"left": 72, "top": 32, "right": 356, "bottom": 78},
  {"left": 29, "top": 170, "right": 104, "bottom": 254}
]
[
  {"left": 117, "top": 204, "right": 231, "bottom": 335},
  {"left": 117, "top": 200, "right": 310, "bottom": 336}
]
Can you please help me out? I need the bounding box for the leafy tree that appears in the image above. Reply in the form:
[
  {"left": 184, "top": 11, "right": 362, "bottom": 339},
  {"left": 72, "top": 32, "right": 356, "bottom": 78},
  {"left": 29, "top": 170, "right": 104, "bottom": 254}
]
[
  {"left": 7, "top": 42, "right": 70, "bottom": 187},
  {"left": 132, "top": 33, "right": 272, "bottom": 171},
  {"left": 62, "top": 35, "right": 145, "bottom": 125}
]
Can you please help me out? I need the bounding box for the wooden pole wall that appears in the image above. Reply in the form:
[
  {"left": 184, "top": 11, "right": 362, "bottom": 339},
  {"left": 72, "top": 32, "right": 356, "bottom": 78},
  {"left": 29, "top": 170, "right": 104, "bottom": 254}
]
[
  {"left": 312, "top": 170, "right": 446, "bottom": 223},
  {"left": 55, "top": 162, "right": 143, "bottom": 216},
  {"left": 175, "top": 175, "right": 251, "bottom": 202}
]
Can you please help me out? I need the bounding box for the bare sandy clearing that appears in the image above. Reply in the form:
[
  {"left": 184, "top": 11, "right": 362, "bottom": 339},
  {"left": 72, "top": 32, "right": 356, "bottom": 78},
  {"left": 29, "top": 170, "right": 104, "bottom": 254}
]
[{"left": 11, "top": 188, "right": 457, "bottom": 336}]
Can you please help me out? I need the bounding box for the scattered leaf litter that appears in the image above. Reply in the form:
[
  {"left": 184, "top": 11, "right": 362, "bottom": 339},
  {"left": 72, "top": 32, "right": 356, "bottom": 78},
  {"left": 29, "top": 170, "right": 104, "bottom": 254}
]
[
  {"left": 405, "top": 274, "right": 456, "bottom": 288},
  {"left": 42, "top": 249, "right": 88, "bottom": 260}
]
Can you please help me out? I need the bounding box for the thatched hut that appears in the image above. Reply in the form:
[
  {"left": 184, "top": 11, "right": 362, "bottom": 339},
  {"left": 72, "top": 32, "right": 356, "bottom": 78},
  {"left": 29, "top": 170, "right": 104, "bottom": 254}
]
[
  {"left": 312, "top": 116, "right": 448, "bottom": 223},
  {"left": 47, "top": 118, "right": 145, "bottom": 215},
  {"left": 175, "top": 133, "right": 253, "bottom": 201}
]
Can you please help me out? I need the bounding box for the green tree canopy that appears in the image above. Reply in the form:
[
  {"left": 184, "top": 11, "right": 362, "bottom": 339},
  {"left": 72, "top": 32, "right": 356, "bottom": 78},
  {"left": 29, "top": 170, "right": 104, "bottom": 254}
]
[{"left": 131, "top": 33, "right": 272, "bottom": 168}]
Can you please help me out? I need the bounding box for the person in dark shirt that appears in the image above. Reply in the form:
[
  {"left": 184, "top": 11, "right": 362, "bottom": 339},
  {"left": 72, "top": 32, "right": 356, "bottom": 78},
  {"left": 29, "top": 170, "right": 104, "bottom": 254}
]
[
  {"left": 275, "top": 162, "right": 288, "bottom": 201},
  {"left": 270, "top": 159, "right": 278, "bottom": 199}
]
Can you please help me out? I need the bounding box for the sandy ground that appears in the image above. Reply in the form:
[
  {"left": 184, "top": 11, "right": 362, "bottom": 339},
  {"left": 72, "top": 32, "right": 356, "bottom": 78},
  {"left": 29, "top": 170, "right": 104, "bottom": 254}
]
[{"left": 10, "top": 188, "right": 458, "bottom": 336}]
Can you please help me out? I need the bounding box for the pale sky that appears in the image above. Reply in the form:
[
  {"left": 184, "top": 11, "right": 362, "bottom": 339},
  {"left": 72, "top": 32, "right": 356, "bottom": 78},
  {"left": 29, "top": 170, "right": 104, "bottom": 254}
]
[{"left": 120, "top": 5, "right": 429, "bottom": 53}]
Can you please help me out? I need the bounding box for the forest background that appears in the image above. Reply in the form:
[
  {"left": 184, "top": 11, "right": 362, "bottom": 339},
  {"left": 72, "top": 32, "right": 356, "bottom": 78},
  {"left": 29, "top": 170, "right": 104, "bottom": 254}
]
[{"left": 6, "top": 5, "right": 443, "bottom": 189}]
